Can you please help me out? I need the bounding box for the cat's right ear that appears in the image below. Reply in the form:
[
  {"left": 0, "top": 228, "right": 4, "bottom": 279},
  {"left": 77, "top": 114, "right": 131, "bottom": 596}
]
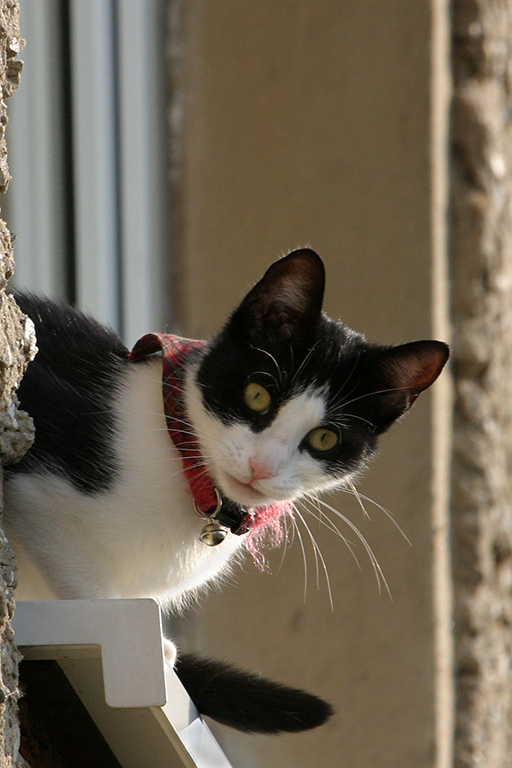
[
  {"left": 367, "top": 339, "right": 450, "bottom": 432},
  {"left": 228, "top": 248, "right": 325, "bottom": 347}
]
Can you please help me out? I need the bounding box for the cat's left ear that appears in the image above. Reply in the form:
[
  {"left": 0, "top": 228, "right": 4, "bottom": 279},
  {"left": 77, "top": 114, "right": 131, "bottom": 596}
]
[
  {"left": 370, "top": 340, "right": 449, "bottom": 430},
  {"left": 229, "top": 248, "right": 325, "bottom": 346}
]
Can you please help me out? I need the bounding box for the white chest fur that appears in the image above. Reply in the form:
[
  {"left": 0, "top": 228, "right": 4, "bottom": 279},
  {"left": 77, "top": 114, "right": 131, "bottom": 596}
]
[{"left": 4, "top": 358, "right": 244, "bottom": 609}]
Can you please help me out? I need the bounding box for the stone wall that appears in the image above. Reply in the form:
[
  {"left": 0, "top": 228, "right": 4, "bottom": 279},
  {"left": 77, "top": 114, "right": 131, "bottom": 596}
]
[
  {"left": 451, "top": 1, "right": 512, "bottom": 766},
  {"left": 0, "top": 2, "right": 34, "bottom": 765}
]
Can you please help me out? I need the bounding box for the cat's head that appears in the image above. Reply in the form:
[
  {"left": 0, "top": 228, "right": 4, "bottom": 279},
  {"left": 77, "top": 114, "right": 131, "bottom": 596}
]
[{"left": 189, "top": 249, "right": 449, "bottom": 507}]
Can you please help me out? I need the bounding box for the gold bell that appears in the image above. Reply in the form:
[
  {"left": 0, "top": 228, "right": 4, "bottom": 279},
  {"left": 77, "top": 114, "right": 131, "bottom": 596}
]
[{"left": 199, "top": 521, "right": 229, "bottom": 546}]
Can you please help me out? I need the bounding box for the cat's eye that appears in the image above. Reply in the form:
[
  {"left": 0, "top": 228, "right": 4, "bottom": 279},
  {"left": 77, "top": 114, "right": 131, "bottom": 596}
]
[
  {"left": 306, "top": 427, "right": 339, "bottom": 452},
  {"left": 244, "top": 382, "right": 272, "bottom": 413}
]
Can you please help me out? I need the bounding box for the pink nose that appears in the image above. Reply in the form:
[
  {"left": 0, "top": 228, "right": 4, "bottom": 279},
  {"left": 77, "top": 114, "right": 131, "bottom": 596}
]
[{"left": 249, "top": 458, "right": 275, "bottom": 483}]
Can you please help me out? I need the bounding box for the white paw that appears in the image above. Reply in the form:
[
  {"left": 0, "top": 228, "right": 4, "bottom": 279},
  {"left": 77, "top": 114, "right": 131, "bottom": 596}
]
[{"left": 162, "top": 636, "right": 177, "bottom": 667}]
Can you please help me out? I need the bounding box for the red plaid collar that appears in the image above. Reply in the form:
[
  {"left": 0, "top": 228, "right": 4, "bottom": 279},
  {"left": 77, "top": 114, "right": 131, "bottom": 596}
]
[{"left": 128, "top": 333, "right": 292, "bottom": 551}]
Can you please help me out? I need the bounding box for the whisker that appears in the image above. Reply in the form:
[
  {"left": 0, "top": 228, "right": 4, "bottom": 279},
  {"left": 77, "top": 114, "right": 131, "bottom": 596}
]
[
  {"left": 251, "top": 369, "right": 280, "bottom": 389},
  {"left": 342, "top": 480, "right": 411, "bottom": 545},
  {"left": 289, "top": 339, "right": 322, "bottom": 385},
  {"left": 312, "top": 495, "right": 392, "bottom": 600},
  {"left": 294, "top": 504, "right": 334, "bottom": 611},
  {"left": 345, "top": 478, "right": 371, "bottom": 521},
  {"left": 289, "top": 514, "right": 309, "bottom": 604},
  {"left": 330, "top": 411, "right": 376, "bottom": 428},
  {"left": 338, "top": 384, "right": 414, "bottom": 410},
  {"left": 327, "top": 354, "right": 361, "bottom": 407},
  {"left": 275, "top": 514, "right": 292, "bottom": 575},
  {"left": 249, "top": 345, "right": 284, "bottom": 387},
  {"left": 299, "top": 496, "right": 360, "bottom": 569},
  {"left": 293, "top": 504, "right": 321, "bottom": 590}
]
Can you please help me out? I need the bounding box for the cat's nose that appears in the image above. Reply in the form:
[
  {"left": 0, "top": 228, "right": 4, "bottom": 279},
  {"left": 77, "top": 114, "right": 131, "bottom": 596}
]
[{"left": 249, "top": 458, "right": 275, "bottom": 483}]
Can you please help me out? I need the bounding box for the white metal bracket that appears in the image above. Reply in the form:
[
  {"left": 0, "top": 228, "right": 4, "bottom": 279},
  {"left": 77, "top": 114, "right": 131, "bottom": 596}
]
[{"left": 14, "top": 599, "right": 233, "bottom": 768}]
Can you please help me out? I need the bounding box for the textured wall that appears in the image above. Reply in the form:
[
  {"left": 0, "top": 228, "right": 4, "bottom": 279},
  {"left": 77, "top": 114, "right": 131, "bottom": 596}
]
[
  {"left": 0, "top": 2, "right": 34, "bottom": 765},
  {"left": 451, "top": 1, "right": 512, "bottom": 766}
]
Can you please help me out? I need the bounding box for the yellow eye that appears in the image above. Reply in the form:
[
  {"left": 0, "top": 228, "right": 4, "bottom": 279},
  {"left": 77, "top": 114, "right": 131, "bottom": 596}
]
[
  {"left": 307, "top": 428, "right": 339, "bottom": 452},
  {"left": 244, "top": 382, "right": 272, "bottom": 413}
]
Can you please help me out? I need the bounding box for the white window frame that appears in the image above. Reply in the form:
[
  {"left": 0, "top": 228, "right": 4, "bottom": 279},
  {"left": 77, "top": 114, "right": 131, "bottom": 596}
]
[{"left": 6, "top": 0, "right": 172, "bottom": 345}]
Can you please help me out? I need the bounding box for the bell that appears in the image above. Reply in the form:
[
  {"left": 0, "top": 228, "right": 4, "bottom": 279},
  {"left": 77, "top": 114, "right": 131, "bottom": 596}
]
[{"left": 199, "top": 521, "right": 229, "bottom": 546}]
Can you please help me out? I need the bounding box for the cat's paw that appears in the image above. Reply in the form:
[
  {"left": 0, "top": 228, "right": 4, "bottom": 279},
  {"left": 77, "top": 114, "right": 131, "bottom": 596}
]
[{"left": 162, "top": 636, "right": 177, "bottom": 667}]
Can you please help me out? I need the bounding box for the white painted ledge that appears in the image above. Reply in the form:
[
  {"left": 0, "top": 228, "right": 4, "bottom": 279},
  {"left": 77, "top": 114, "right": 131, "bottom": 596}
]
[{"left": 13, "top": 599, "right": 234, "bottom": 768}]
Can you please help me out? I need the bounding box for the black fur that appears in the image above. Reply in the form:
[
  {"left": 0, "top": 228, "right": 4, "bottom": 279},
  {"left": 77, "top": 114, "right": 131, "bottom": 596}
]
[
  {"left": 176, "top": 654, "right": 334, "bottom": 733},
  {"left": 7, "top": 293, "right": 130, "bottom": 494}
]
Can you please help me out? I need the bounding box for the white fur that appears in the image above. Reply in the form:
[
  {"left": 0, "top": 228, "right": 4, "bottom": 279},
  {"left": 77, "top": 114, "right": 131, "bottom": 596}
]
[{"left": 186, "top": 370, "right": 339, "bottom": 505}]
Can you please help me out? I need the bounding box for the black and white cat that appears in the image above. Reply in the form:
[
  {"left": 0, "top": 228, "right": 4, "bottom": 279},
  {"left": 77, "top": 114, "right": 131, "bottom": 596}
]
[{"left": 4, "top": 248, "right": 449, "bottom": 733}]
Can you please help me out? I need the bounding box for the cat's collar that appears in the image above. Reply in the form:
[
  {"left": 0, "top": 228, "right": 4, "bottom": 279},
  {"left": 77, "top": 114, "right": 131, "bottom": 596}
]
[
  {"left": 193, "top": 487, "right": 249, "bottom": 545},
  {"left": 128, "top": 332, "right": 291, "bottom": 550}
]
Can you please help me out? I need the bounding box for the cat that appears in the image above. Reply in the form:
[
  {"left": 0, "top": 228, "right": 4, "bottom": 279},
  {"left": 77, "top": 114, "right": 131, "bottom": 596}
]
[{"left": 3, "top": 248, "right": 449, "bottom": 734}]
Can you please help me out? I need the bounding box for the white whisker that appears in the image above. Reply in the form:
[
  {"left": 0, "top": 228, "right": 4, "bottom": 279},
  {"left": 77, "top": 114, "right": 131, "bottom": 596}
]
[
  {"left": 338, "top": 384, "right": 414, "bottom": 410},
  {"left": 275, "top": 514, "right": 292, "bottom": 575},
  {"left": 342, "top": 480, "right": 411, "bottom": 544},
  {"left": 289, "top": 514, "right": 309, "bottom": 604},
  {"left": 299, "top": 496, "right": 360, "bottom": 569},
  {"left": 249, "top": 345, "right": 285, "bottom": 387},
  {"left": 327, "top": 354, "right": 361, "bottom": 407},
  {"left": 312, "top": 495, "right": 392, "bottom": 600},
  {"left": 293, "top": 504, "right": 334, "bottom": 611},
  {"left": 289, "top": 339, "right": 322, "bottom": 385}
]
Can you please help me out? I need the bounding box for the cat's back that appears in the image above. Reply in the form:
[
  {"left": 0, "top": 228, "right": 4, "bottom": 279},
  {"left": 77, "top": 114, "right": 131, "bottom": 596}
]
[
  {"left": 7, "top": 293, "right": 130, "bottom": 493},
  {"left": 15, "top": 292, "right": 129, "bottom": 379}
]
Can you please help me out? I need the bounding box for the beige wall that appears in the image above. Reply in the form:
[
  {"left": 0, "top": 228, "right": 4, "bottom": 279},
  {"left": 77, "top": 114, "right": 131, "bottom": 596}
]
[{"left": 173, "top": 2, "right": 452, "bottom": 766}]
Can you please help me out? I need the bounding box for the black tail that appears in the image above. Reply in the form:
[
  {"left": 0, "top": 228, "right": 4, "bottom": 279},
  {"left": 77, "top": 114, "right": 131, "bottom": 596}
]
[{"left": 175, "top": 653, "right": 334, "bottom": 734}]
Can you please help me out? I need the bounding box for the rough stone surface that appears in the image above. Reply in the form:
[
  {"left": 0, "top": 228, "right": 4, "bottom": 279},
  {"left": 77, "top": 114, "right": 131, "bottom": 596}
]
[
  {"left": 451, "top": 1, "right": 512, "bottom": 766},
  {"left": 0, "top": 2, "right": 33, "bottom": 766}
]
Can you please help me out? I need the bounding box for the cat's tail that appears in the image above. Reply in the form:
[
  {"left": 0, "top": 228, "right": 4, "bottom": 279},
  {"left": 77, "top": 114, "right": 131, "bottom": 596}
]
[{"left": 175, "top": 653, "right": 333, "bottom": 734}]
